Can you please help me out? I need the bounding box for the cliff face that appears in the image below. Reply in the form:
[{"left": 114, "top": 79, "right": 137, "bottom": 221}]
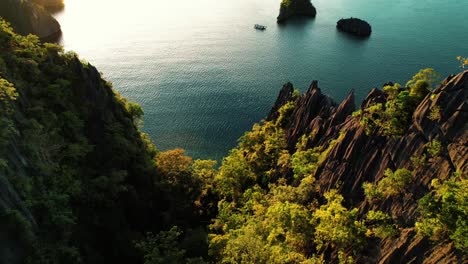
[
  {"left": 0, "top": 0, "right": 61, "bottom": 39},
  {"left": 277, "top": 0, "right": 317, "bottom": 23},
  {"left": 0, "top": 21, "right": 207, "bottom": 264},
  {"left": 0, "top": 54, "right": 154, "bottom": 264},
  {"left": 267, "top": 71, "right": 467, "bottom": 263}
]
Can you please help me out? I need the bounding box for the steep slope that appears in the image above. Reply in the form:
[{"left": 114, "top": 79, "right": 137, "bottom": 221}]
[
  {"left": 0, "top": 20, "right": 208, "bottom": 264},
  {"left": 210, "top": 69, "right": 466, "bottom": 263},
  {"left": 268, "top": 71, "right": 467, "bottom": 263}
]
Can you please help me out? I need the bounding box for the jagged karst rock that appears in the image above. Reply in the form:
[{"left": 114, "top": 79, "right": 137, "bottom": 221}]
[
  {"left": 267, "top": 82, "right": 295, "bottom": 121},
  {"left": 277, "top": 0, "right": 317, "bottom": 23},
  {"left": 337, "top": 17, "right": 372, "bottom": 37},
  {"left": 267, "top": 71, "right": 468, "bottom": 263},
  {"left": 0, "top": 0, "right": 61, "bottom": 39}
]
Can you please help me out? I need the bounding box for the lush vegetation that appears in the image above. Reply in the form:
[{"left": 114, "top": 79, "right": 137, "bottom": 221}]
[
  {"left": 363, "top": 169, "right": 413, "bottom": 200},
  {"left": 354, "top": 68, "right": 440, "bottom": 137},
  {"left": 416, "top": 173, "right": 467, "bottom": 252},
  {"left": 0, "top": 17, "right": 466, "bottom": 264},
  {"left": 206, "top": 102, "right": 404, "bottom": 262},
  {"left": 0, "top": 19, "right": 212, "bottom": 263}
]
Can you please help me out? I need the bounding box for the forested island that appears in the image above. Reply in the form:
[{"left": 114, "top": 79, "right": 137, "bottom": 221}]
[
  {"left": 0, "top": 12, "right": 467, "bottom": 264},
  {"left": 277, "top": 0, "right": 317, "bottom": 23}
]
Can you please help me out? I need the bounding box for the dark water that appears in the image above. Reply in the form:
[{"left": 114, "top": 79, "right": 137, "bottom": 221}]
[{"left": 53, "top": 0, "right": 468, "bottom": 160}]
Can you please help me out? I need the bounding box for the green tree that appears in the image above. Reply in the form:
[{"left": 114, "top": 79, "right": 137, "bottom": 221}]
[
  {"left": 425, "top": 140, "right": 442, "bottom": 157},
  {"left": 363, "top": 168, "right": 413, "bottom": 199},
  {"left": 312, "top": 190, "right": 366, "bottom": 253},
  {"left": 357, "top": 69, "right": 440, "bottom": 137},
  {"left": 135, "top": 227, "right": 186, "bottom": 264},
  {"left": 416, "top": 174, "right": 467, "bottom": 252},
  {"left": 365, "top": 210, "right": 398, "bottom": 239}
]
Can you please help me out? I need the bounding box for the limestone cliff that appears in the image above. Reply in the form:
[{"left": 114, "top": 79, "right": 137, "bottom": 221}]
[{"left": 267, "top": 71, "right": 468, "bottom": 263}]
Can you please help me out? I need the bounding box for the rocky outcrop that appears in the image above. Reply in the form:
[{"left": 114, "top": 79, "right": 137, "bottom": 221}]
[
  {"left": 277, "top": 0, "right": 317, "bottom": 23},
  {"left": 337, "top": 18, "right": 372, "bottom": 37},
  {"left": 267, "top": 71, "right": 468, "bottom": 263},
  {"left": 31, "top": 0, "right": 64, "bottom": 11},
  {"left": 267, "top": 82, "right": 295, "bottom": 121},
  {"left": 0, "top": 0, "right": 61, "bottom": 39}
]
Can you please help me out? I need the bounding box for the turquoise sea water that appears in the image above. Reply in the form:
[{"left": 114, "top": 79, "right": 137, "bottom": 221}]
[{"left": 54, "top": 0, "right": 468, "bottom": 160}]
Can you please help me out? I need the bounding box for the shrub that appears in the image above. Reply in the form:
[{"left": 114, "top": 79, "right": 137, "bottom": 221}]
[
  {"left": 291, "top": 147, "right": 320, "bottom": 180},
  {"left": 411, "top": 154, "right": 427, "bottom": 169},
  {"left": 426, "top": 140, "right": 442, "bottom": 157},
  {"left": 363, "top": 169, "right": 413, "bottom": 199},
  {"left": 363, "top": 182, "right": 383, "bottom": 200},
  {"left": 428, "top": 105, "right": 442, "bottom": 121},
  {"left": 406, "top": 68, "right": 440, "bottom": 92},
  {"left": 416, "top": 175, "right": 467, "bottom": 252},
  {"left": 365, "top": 210, "right": 398, "bottom": 239},
  {"left": 358, "top": 69, "right": 440, "bottom": 137},
  {"left": 312, "top": 190, "right": 367, "bottom": 252}
]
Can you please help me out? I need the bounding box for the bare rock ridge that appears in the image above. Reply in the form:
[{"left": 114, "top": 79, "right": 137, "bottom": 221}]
[
  {"left": 337, "top": 17, "right": 372, "bottom": 37},
  {"left": 277, "top": 0, "right": 317, "bottom": 23},
  {"left": 267, "top": 71, "right": 468, "bottom": 263},
  {"left": 0, "top": 0, "right": 61, "bottom": 39}
]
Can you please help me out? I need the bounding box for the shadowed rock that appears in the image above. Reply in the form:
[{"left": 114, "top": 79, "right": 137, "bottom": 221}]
[
  {"left": 337, "top": 17, "right": 372, "bottom": 37},
  {"left": 0, "top": 0, "right": 61, "bottom": 39}
]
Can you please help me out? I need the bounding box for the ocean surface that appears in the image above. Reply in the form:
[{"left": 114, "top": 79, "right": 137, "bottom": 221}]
[{"left": 53, "top": 0, "right": 468, "bottom": 161}]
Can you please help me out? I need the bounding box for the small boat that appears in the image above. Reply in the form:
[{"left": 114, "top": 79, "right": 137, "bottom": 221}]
[{"left": 254, "top": 24, "right": 267, "bottom": 30}]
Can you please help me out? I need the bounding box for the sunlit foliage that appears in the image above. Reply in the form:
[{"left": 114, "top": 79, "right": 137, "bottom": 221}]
[
  {"left": 356, "top": 69, "right": 440, "bottom": 137},
  {"left": 363, "top": 168, "right": 413, "bottom": 199},
  {"left": 425, "top": 139, "right": 442, "bottom": 158},
  {"left": 365, "top": 210, "right": 398, "bottom": 239},
  {"left": 457, "top": 56, "right": 468, "bottom": 69},
  {"left": 416, "top": 173, "right": 467, "bottom": 252},
  {"left": 312, "top": 190, "right": 366, "bottom": 253}
]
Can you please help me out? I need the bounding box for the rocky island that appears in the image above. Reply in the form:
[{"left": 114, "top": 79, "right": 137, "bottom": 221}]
[
  {"left": 337, "top": 17, "right": 372, "bottom": 37},
  {"left": 277, "top": 0, "right": 317, "bottom": 23},
  {"left": 0, "top": 0, "right": 61, "bottom": 39}
]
